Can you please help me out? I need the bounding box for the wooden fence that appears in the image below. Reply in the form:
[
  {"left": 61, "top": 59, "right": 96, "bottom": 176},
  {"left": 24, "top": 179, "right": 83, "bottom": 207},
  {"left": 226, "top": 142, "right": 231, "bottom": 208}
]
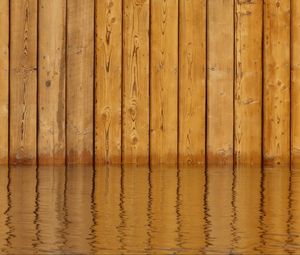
[{"left": 0, "top": 0, "right": 298, "bottom": 166}]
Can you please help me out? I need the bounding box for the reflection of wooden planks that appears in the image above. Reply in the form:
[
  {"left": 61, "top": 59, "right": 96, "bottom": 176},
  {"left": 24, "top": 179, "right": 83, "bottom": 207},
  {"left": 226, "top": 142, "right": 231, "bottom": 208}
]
[
  {"left": 150, "top": 0, "right": 178, "bottom": 165},
  {"left": 0, "top": 0, "right": 9, "bottom": 164},
  {"left": 179, "top": 166, "right": 205, "bottom": 251},
  {"left": 0, "top": 168, "right": 8, "bottom": 250},
  {"left": 292, "top": 0, "right": 300, "bottom": 166},
  {"left": 10, "top": 0, "right": 37, "bottom": 165},
  {"left": 207, "top": 0, "right": 234, "bottom": 165},
  {"left": 235, "top": 0, "right": 262, "bottom": 166},
  {"left": 151, "top": 167, "right": 178, "bottom": 250},
  {"left": 38, "top": 0, "right": 66, "bottom": 165},
  {"left": 262, "top": 167, "right": 290, "bottom": 254},
  {"left": 179, "top": 0, "right": 206, "bottom": 165},
  {"left": 63, "top": 166, "right": 94, "bottom": 253},
  {"left": 8, "top": 167, "right": 36, "bottom": 254},
  {"left": 205, "top": 166, "right": 233, "bottom": 253},
  {"left": 36, "top": 166, "right": 65, "bottom": 251},
  {"left": 122, "top": 0, "right": 149, "bottom": 165},
  {"left": 263, "top": 0, "right": 290, "bottom": 166},
  {"left": 95, "top": 0, "right": 122, "bottom": 165},
  {"left": 67, "top": 0, "right": 94, "bottom": 164},
  {"left": 235, "top": 167, "right": 261, "bottom": 253},
  {"left": 94, "top": 166, "right": 122, "bottom": 251},
  {"left": 122, "top": 167, "right": 149, "bottom": 250}
]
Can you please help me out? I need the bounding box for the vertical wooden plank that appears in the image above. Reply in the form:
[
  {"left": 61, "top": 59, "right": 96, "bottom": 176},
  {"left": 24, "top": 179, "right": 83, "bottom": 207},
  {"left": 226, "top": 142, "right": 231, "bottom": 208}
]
[
  {"left": 95, "top": 0, "right": 122, "bottom": 165},
  {"left": 150, "top": 0, "right": 178, "bottom": 165},
  {"left": 292, "top": 0, "right": 300, "bottom": 166},
  {"left": 122, "top": 0, "right": 149, "bottom": 165},
  {"left": 264, "top": 0, "right": 290, "bottom": 166},
  {"left": 10, "top": 0, "right": 37, "bottom": 165},
  {"left": 178, "top": 0, "right": 206, "bottom": 165},
  {"left": 67, "top": 0, "right": 94, "bottom": 164},
  {"left": 38, "top": 0, "right": 66, "bottom": 165},
  {"left": 207, "top": 0, "right": 234, "bottom": 165},
  {"left": 235, "top": 0, "right": 262, "bottom": 166},
  {"left": 0, "top": 0, "right": 9, "bottom": 165}
]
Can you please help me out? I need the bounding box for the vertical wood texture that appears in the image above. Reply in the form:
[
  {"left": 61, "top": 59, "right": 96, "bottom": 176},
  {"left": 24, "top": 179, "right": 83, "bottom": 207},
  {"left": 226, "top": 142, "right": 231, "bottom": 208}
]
[
  {"left": 207, "top": 0, "right": 234, "bottom": 165},
  {"left": 95, "top": 0, "right": 122, "bottom": 164},
  {"left": 150, "top": 0, "right": 178, "bottom": 165},
  {"left": 292, "top": 0, "right": 300, "bottom": 165},
  {"left": 67, "top": 0, "right": 94, "bottom": 164},
  {"left": 264, "top": 0, "right": 290, "bottom": 166},
  {"left": 179, "top": 0, "right": 206, "bottom": 165},
  {"left": 235, "top": 0, "right": 262, "bottom": 166},
  {"left": 0, "top": 0, "right": 9, "bottom": 164},
  {"left": 122, "top": 0, "right": 149, "bottom": 165},
  {"left": 10, "top": 0, "right": 37, "bottom": 165},
  {"left": 38, "top": 0, "right": 66, "bottom": 165}
]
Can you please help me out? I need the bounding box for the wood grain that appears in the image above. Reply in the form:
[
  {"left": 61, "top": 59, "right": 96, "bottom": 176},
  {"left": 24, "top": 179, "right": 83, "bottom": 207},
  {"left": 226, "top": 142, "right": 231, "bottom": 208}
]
[
  {"left": 38, "top": 0, "right": 66, "bottom": 165},
  {"left": 67, "top": 0, "right": 94, "bottom": 164},
  {"left": 207, "top": 0, "right": 234, "bottom": 165},
  {"left": 235, "top": 0, "right": 262, "bottom": 166},
  {"left": 292, "top": 0, "right": 300, "bottom": 166},
  {"left": 150, "top": 0, "right": 178, "bottom": 165},
  {"left": 178, "top": 0, "right": 206, "bottom": 165},
  {"left": 95, "top": 0, "right": 122, "bottom": 164},
  {"left": 0, "top": 0, "right": 9, "bottom": 164},
  {"left": 264, "top": 0, "right": 290, "bottom": 166},
  {"left": 10, "top": 0, "right": 37, "bottom": 165},
  {"left": 122, "top": 0, "right": 149, "bottom": 165}
]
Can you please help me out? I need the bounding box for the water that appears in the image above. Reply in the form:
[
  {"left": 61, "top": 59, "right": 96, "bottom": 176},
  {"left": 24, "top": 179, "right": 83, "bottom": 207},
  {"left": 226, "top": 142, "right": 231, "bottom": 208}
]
[{"left": 0, "top": 166, "right": 300, "bottom": 254}]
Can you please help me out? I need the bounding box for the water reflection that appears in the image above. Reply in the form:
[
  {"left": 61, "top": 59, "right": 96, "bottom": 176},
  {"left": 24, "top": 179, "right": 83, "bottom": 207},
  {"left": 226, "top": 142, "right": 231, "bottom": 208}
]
[{"left": 0, "top": 166, "right": 300, "bottom": 254}]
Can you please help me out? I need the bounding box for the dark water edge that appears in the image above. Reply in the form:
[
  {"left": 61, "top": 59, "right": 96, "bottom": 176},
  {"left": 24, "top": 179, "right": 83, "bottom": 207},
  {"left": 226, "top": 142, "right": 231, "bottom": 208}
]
[{"left": 0, "top": 166, "right": 300, "bottom": 254}]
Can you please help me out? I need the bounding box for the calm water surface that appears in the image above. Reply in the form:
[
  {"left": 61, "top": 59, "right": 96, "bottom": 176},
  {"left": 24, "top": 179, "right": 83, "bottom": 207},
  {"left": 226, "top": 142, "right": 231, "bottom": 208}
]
[{"left": 0, "top": 166, "right": 300, "bottom": 254}]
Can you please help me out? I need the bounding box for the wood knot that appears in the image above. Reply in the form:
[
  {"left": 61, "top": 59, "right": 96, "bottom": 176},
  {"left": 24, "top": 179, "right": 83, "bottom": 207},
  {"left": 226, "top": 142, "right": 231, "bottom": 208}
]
[{"left": 46, "top": 80, "right": 51, "bottom": 87}]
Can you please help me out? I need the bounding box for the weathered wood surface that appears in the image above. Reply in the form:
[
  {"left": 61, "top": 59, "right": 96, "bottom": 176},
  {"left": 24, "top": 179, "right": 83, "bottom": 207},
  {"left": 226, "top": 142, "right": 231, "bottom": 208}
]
[
  {"left": 0, "top": 0, "right": 9, "bottom": 164},
  {"left": 38, "top": 0, "right": 66, "bottom": 165},
  {"left": 0, "top": 1, "right": 298, "bottom": 166},
  {"left": 150, "top": 0, "right": 178, "bottom": 165},
  {"left": 67, "top": 0, "right": 94, "bottom": 164},
  {"left": 122, "top": 0, "right": 149, "bottom": 165},
  {"left": 10, "top": 0, "right": 37, "bottom": 165},
  {"left": 179, "top": 0, "right": 206, "bottom": 165},
  {"left": 235, "top": 0, "right": 262, "bottom": 166},
  {"left": 207, "top": 0, "right": 234, "bottom": 165},
  {"left": 292, "top": 0, "right": 300, "bottom": 166},
  {"left": 264, "top": 0, "right": 290, "bottom": 166},
  {"left": 95, "top": 0, "right": 122, "bottom": 165}
]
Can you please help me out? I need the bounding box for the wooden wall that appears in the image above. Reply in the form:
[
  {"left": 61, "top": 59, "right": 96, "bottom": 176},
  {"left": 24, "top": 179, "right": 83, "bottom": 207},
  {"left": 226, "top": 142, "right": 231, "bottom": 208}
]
[{"left": 0, "top": 0, "right": 298, "bottom": 166}]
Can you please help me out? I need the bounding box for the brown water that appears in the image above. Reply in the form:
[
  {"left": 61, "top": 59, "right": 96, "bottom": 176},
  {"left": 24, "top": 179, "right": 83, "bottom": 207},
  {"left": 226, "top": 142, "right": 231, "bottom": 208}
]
[{"left": 0, "top": 166, "right": 300, "bottom": 254}]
